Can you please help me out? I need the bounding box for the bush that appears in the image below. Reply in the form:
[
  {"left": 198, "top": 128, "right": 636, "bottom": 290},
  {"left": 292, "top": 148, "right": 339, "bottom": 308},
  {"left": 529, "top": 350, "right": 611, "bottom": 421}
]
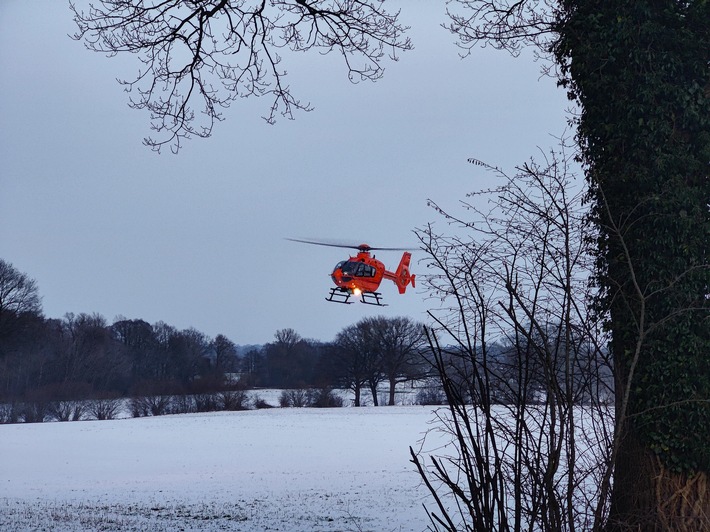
[
  {"left": 0, "top": 403, "right": 20, "bottom": 424},
  {"left": 279, "top": 389, "right": 309, "bottom": 408},
  {"left": 253, "top": 395, "right": 273, "bottom": 409},
  {"left": 130, "top": 395, "right": 172, "bottom": 417},
  {"left": 307, "top": 388, "right": 344, "bottom": 408},
  {"left": 219, "top": 389, "right": 250, "bottom": 411},
  {"left": 415, "top": 381, "right": 447, "bottom": 405},
  {"left": 47, "top": 400, "right": 85, "bottom": 422},
  {"left": 193, "top": 393, "right": 220, "bottom": 412},
  {"left": 86, "top": 398, "right": 124, "bottom": 420},
  {"left": 18, "top": 401, "right": 49, "bottom": 423},
  {"left": 168, "top": 394, "right": 195, "bottom": 414}
]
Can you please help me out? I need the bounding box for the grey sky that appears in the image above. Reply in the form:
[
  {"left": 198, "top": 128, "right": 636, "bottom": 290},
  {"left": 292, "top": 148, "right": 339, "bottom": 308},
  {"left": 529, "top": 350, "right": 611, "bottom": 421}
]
[{"left": 0, "top": 1, "right": 570, "bottom": 345}]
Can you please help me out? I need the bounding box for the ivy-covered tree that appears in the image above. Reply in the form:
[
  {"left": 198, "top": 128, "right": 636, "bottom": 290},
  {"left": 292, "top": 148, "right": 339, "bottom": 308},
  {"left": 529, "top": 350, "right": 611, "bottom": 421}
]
[{"left": 554, "top": 2, "right": 710, "bottom": 528}]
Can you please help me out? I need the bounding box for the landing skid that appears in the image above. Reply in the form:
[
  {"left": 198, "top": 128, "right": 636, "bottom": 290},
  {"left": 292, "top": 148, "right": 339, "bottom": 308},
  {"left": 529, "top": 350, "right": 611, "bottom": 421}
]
[
  {"left": 359, "top": 291, "right": 387, "bottom": 306},
  {"left": 326, "top": 288, "right": 387, "bottom": 306},
  {"left": 326, "top": 287, "right": 354, "bottom": 304}
]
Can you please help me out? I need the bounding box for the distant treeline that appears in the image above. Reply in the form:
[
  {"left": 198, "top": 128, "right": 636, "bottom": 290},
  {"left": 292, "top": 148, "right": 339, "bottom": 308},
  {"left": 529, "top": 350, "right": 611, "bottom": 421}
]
[
  {"left": 0, "top": 259, "right": 430, "bottom": 417},
  {"left": 0, "top": 308, "right": 429, "bottom": 407}
]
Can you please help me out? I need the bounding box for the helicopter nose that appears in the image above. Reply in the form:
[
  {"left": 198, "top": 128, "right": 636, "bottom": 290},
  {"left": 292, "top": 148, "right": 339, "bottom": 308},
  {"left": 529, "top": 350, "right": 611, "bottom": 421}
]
[{"left": 331, "top": 268, "right": 352, "bottom": 286}]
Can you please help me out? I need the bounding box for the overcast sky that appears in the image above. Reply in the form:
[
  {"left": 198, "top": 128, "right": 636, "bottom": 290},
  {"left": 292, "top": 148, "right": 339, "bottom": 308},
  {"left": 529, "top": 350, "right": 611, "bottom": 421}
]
[{"left": 0, "top": 1, "right": 570, "bottom": 345}]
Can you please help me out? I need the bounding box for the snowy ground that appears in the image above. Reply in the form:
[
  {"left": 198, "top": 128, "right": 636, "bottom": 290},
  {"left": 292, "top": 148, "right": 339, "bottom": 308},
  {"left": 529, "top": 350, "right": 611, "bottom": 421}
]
[{"left": 0, "top": 405, "right": 447, "bottom": 531}]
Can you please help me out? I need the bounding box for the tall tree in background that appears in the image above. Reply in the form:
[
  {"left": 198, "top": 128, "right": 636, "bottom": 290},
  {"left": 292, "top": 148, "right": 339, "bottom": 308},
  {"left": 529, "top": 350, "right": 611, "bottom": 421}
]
[
  {"left": 0, "top": 259, "right": 42, "bottom": 345},
  {"left": 367, "top": 315, "right": 426, "bottom": 406},
  {"left": 211, "top": 334, "right": 238, "bottom": 376},
  {"left": 333, "top": 320, "right": 379, "bottom": 406},
  {"left": 263, "top": 328, "right": 322, "bottom": 388},
  {"left": 56, "top": 313, "right": 129, "bottom": 397},
  {"left": 333, "top": 316, "right": 425, "bottom": 406},
  {"left": 0, "top": 260, "right": 45, "bottom": 402},
  {"left": 111, "top": 318, "right": 159, "bottom": 384}
]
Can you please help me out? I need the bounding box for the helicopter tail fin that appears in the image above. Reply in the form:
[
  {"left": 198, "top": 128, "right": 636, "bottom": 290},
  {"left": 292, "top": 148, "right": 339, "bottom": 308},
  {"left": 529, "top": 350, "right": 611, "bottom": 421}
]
[{"left": 393, "top": 252, "right": 416, "bottom": 294}]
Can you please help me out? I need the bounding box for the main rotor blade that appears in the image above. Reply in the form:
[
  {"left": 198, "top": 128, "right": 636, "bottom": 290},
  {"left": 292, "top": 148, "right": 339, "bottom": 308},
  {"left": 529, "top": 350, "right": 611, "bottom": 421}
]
[
  {"left": 366, "top": 245, "right": 412, "bottom": 251},
  {"left": 285, "top": 238, "right": 411, "bottom": 252},
  {"left": 285, "top": 238, "right": 362, "bottom": 251}
]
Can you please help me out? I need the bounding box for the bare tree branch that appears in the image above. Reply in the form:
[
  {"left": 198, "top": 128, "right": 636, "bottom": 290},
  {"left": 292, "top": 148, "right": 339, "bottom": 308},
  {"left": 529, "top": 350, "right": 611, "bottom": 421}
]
[
  {"left": 70, "top": 0, "right": 412, "bottom": 152},
  {"left": 445, "top": 0, "right": 560, "bottom": 59}
]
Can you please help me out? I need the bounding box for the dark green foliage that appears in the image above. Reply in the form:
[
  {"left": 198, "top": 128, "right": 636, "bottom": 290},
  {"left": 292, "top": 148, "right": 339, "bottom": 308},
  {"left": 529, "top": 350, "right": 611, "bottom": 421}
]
[{"left": 555, "top": 0, "right": 710, "bottom": 473}]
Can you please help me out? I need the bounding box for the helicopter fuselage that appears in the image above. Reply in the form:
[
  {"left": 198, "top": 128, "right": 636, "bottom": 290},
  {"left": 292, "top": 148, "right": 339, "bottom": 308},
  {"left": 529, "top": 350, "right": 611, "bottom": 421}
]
[
  {"left": 327, "top": 249, "right": 415, "bottom": 306},
  {"left": 330, "top": 251, "right": 386, "bottom": 294}
]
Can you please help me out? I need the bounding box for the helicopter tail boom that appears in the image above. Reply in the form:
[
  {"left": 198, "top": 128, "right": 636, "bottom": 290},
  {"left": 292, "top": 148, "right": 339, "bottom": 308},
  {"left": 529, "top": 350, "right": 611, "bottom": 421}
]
[{"left": 384, "top": 252, "right": 416, "bottom": 294}]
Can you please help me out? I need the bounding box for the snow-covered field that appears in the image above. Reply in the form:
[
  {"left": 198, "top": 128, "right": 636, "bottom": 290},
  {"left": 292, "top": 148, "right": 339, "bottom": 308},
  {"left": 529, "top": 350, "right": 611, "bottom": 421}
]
[{"left": 1, "top": 404, "right": 446, "bottom": 531}]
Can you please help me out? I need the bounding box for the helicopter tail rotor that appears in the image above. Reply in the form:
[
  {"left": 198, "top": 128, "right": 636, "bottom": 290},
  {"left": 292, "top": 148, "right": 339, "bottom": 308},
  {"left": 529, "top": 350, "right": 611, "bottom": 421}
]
[{"left": 388, "top": 252, "right": 416, "bottom": 294}]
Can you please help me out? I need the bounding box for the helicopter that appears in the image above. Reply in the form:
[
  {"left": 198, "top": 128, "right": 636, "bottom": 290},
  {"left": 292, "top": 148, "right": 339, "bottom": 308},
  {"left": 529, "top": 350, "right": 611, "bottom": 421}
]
[{"left": 287, "top": 239, "right": 416, "bottom": 306}]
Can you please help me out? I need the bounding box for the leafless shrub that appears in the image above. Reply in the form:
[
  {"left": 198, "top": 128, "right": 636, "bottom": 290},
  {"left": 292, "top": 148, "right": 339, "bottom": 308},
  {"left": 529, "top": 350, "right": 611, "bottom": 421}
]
[
  {"left": 415, "top": 379, "right": 447, "bottom": 406},
  {"left": 0, "top": 403, "right": 20, "bottom": 424},
  {"left": 130, "top": 395, "right": 172, "bottom": 417},
  {"left": 193, "top": 393, "right": 219, "bottom": 413},
  {"left": 253, "top": 395, "right": 274, "bottom": 409},
  {"left": 307, "top": 388, "right": 344, "bottom": 408},
  {"left": 219, "top": 389, "right": 250, "bottom": 411},
  {"left": 86, "top": 397, "right": 124, "bottom": 420},
  {"left": 47, "top": 400, "right": 86, "bottom": 422},
  {"left": 411, "top": 143, "right": 614, "bottom": 530},
  {"left": 167, "top": 394, "right": 194, "bottom": 415},
  {"left": 18, "top": 401, "right": 49, "bottom": 423},
  {"left": 279, "top": 389, "right": 309, "bottom": 408}
]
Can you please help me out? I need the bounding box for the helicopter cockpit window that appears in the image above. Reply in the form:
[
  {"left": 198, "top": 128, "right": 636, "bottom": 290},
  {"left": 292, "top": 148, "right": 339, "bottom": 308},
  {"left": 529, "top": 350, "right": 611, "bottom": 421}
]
[
  {"left": 340, "top": 261, "right": 358, "bottom": 275},
  {"left": 339, "top": 261, "right": 376, "bottom": 277}
]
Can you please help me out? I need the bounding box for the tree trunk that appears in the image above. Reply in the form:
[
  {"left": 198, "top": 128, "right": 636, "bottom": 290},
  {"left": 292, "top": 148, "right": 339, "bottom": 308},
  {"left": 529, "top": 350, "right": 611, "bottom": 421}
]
[
  {"left": 369, "top": 381, "right": 379, "bottom": 406},
  {"left": 388, "top": 377, "right": 396, "bottom": 406},
  {"left": 608, "top": 430, "right": 709, "bottom": 531}
]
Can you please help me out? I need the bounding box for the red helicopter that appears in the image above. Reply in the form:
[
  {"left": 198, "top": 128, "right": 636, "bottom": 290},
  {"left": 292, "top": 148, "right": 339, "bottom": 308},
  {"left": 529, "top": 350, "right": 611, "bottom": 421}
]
[{"left": 287, "top": 239, "right": 416, "bottom": 306}]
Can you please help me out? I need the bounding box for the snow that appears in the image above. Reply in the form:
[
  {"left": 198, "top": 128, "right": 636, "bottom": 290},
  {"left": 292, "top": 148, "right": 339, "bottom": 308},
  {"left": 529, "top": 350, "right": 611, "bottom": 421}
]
[{"left": 0, "top": 406, "right": 446, "bottom": 531}]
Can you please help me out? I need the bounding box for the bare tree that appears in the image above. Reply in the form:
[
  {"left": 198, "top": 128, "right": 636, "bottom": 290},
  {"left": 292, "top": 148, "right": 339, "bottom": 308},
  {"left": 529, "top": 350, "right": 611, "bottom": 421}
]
[
  {"left": 211, "top": 333, "right": 238, "bottom": 375},
  {"left": 111, "top": 317, "right": 158, "bottom": 383},
  {"left": 262, "top": 329, "right": 323, "bottom": 388},
  {"left": 171, "top": 327, "right": 211, "bottom": 387},
  {"left": 333, "top": 321, "right": 378, "bottom": 406},
  {"left": 333, "top": 316, "right": 425, "bottom": 406},
  {"left": 55, "top": 313, "right": 129, "bottom": 397},
  {"left": 70, "top": 0, "right": 412, "bottom": 152},
  {"left": 239, "top": 346, "right": 265, "bottom": 386},
  {"left": 366, "top": 315, "right": 427, "bottom": 405},
  {"left": 410, "top": 143, "right": 615, "bottom": 531},
  {"left": 0, "top": 259, "right": 42, "bottom": 345}
]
